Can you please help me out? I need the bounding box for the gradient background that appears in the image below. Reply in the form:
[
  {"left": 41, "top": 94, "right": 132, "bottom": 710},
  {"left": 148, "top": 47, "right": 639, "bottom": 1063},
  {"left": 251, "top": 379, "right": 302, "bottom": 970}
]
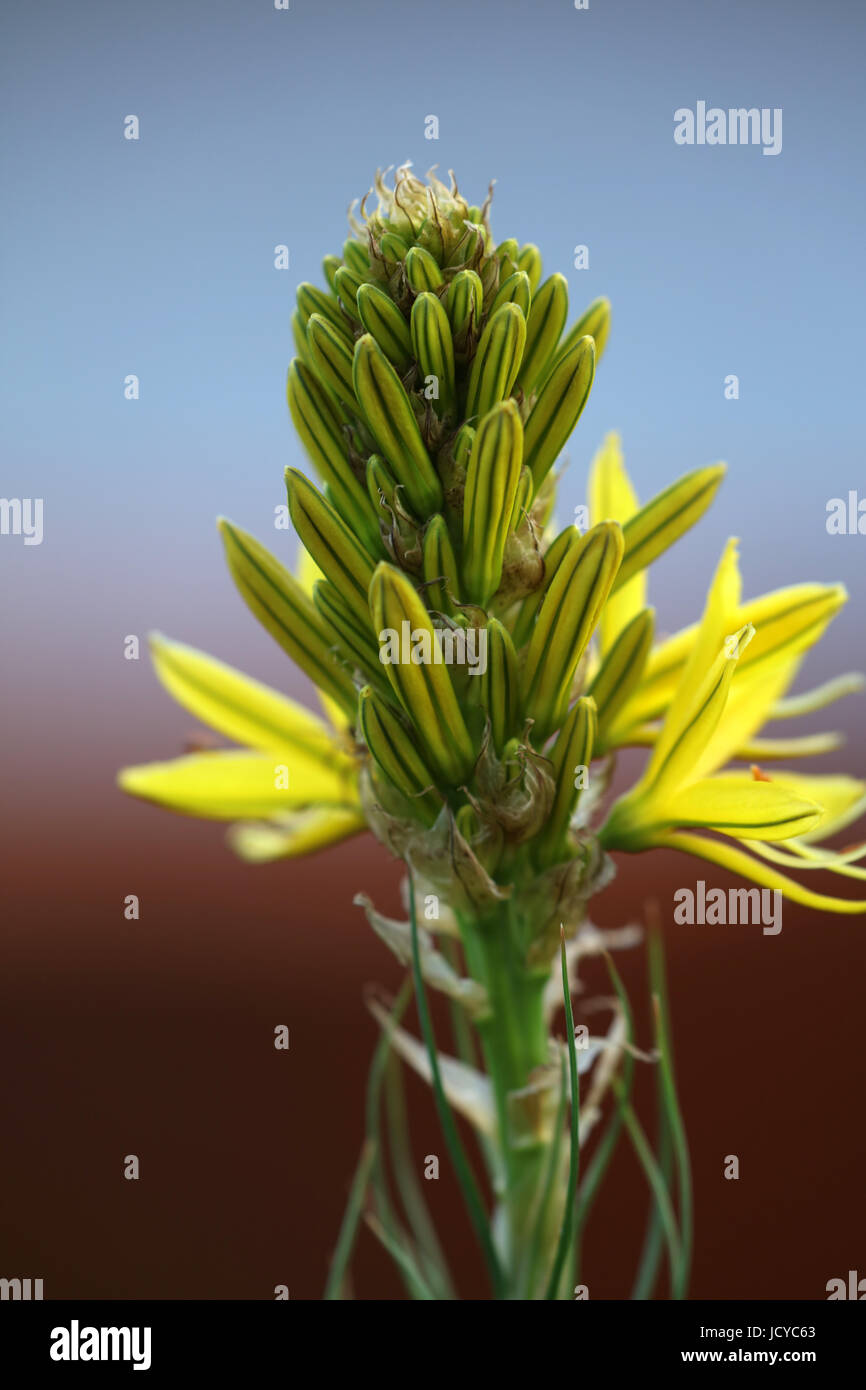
[{"left": 2, "top": 0, "right": 864, "bottom": 1300}]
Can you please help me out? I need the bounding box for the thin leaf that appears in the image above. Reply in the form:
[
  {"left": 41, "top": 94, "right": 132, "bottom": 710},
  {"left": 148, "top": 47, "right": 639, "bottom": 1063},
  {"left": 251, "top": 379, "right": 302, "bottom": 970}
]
[{"left": 544, "top": 928, "right": 581, "bottom": 1299}]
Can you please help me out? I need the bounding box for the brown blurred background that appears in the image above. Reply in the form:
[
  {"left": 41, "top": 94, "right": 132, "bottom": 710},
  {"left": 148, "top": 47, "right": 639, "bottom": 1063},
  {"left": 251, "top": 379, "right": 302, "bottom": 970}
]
[{"left": 2, "top": 734, "right": 864, "bottom": 1300}]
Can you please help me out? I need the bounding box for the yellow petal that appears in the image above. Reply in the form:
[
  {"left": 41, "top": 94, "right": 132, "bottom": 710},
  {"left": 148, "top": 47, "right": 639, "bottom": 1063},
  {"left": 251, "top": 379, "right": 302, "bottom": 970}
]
[
  {"left": 646, "top": 622, "right": 752, "bottom": 798},
  {"left": 656, "top": 830, "right": 866, "bottom": 914},
  {"left": 118, "top": 749, "right": 358, "bottom": 820},
  {"left": 733, "top": 770, "right": 865, "bottom": 843},
  {"left": 226, "top": 806, "right": 365, "bottom": 861},
  {"left": 148, "top": 633, "right": 340, "bottom": 762},
  {"left": 656, "top": 775, "right": 823, "bottom": 841}
]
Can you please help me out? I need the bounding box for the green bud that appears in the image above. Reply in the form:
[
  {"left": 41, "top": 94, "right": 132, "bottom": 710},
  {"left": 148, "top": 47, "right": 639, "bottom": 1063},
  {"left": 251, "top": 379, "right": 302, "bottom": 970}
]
[
  {"left": 358, "top": 686, "right": 441, "bottom": 825},
  {"left": 314, "top": 579, "right": 383, "bottom": 682},
  {"left": 369, "top": 562, "right": 476, "bottom": 785},
  {"left": 464, "top": 302, "right": 527, "bottom": 423},
  {"left": 517, "top": 272, "right": 569, "bottom": 394},
  {"left": 586, "top": 607, "right": 655, "bottom": 748},
  {"left": 286, "top": 468, "right": 377, "bottom": 625},
  {"left": 537, "top": 696, "right": 598, "bottom": 866},
  {"left": 479, "top": 618, "right": 519, "bottom": 754},
  {"left": 522, "top": 521, "right": 624, "bottom": 741},
  {"left": 322, "top": 255, "right": 342, "bottom": 294},
  {"left": 334, "top": 265, "right": 364, "bottom": 315},
  {"left": 488, "top": 270, "right": 532, "bottom": 319},
  {"left": 614, "top": 464, "right": 727, "bottom": 592},
  {"left": 296, "top": 281, "right": 351, "bottom": 337},
  {"left": 304, "top": 315, "right": 356, "bottom": 408},
  {"left": 446, "top": 268, "right": 483, "bottom": 338},
  {"left": 411, "top": 291, "right": 457, "bottom": 418},
  {"left": 352, "top": 334, "right": 443, "bottom": 516},
  {"left": 355, "top": 283, "right": 413, "bottom": 369},
  {"left": 286, "top": 359, "right": 382, "bottom": 555},
  {"left": 446, "top": 222, "right": 485, "bottom": 269},
  {"left": 342, "top": 238, "right": 370, "bottom": 276},
  {"left": 517, "top": 243, "right": 542, "bottom": 293},
  {"left": 379, "top": 230, "right": 410, "bottom": 262},
  {"left": 508, "top": 467, "right": 533, "bottom": 532},
  {"left": 218, "top": 518, "right": 356, "bottom": 715},
  {"left": 543, "top": 297, "right": 611, "bottom": 385},
  {"left": 523, "top": 335, "right": 596, "bottom": 489},
  {"left": 452, "top": 423, "right": 475, "bottom": 471},
  {"left": 511, "top": 525, "right": 578, "bottom": 648},
  {"left": 496, "top": 238, "right": 520, "bottom": 284},
  {"left": 463, "top": 399, "right": 525, "bottom": 605},
  {"left": 366, "top": 452, "right": 399, "bottom": 516},
  {"left": 421, "top": 514, "right": 460, "bottom": 616},
  {"left": 405, "top": 244, "right": 444, "bottom": 292},
  {"left": 291, "top": 309, "right": 312, "bottom": 366}
]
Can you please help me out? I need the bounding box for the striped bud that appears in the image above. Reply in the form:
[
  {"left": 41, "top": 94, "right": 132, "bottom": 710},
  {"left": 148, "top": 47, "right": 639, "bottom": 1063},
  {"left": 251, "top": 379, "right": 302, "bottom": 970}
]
[
  {"left": 291, "top": 310, "right": 312, "bottom": 367},
  {"left": 517, "top": 243, "right": 542, "bottom": 293},
  {"left": 358, "top": 685, "right": 440, "bottom": 824},
  {"left": 286, "top": 359, "right": 382, "bottom": 555},
  {"left": 286, "top": 468, "right": 377, "bottom": 625},
  {"left": 523, "top": 335, "right": 596, "bottom": 489},
  {"left": 422, "top": 514, "right": 460, "bottom": 616},
  {"left": 218, "top": 518, "right": 356, "bottom": 714},
  {"left": 342, "top": 238, "right": 370, "bottom": 276},
  {"left": 304, "top": 315, "right": 356, "bottom": 408},
  {"left": 614, "top": 464, "right": 727, "bottom": 593},
  {"left": 489, "top": 270, "right": 532, "bottom": 319},
  {"left": 517, "top": 272, "right": 568, "bottom": 394},
  {"left": 479, "top": 618, "right": 519, "bottom": 754},
  {"left": 508, "top": 467, "right": 532, "bottom": 531},
  {"left": 296, "top": 281, "right": 350, "bottom": 338},
  {"left": 496, "top": 238, "right": 520, "bottom": 283},
  {"left": 446, "top": 222, "right": 484, "bottom": 269},
  {"left": 313, "top": 579, "right": 382, "bottom": 682},
  {"left": 379, "top": 231, "right": 410, "bottom": 262},
  {"left": 538, "top": 696, "right": 598, "bottom": 866},
  {"left": 446, "top": 269, "right": 483, "bottom": 338},
  {"left": 547, "top": 297, "right": 611, "bottom": 379},
  {"left": 355, "top": 283, "right": 413, "bottom": 369},
  {"left": 352, "top": 334, "right": 443, "bottom": 516},
  {"left": 511, "top": 526, "right": 580, "bottom": 648},
  {"left": 322, "top": 255, "right": 342, "bottom": 294},
  {"left": 334, "top": 265, "right": 363, "bottom": 315},
  {"left": 453, "top": 423, "right": 475, "bottom": 472},
  {"left": 369, "top": 563, "right": 476, "bottom": 785},
  {"left": 464, "top": 302, "right": 527, "bottom": 422},
  {"left": 411, "top": 291, "right": 457, "bottom": 418},
  {"left": 522, "top": 521, "right": 624, "bottom": 741},
  {"left": 405, "top": 245, "right": 444, "bottom": 292},
  {"left": 463, "top": 400, "right": 525, "bottom": 605},
  {"left": 366, "top": 453, "right": 399, "bottom": 515},
  {"left": 586, "top": 607, "right": 655, "bottom": 748}
]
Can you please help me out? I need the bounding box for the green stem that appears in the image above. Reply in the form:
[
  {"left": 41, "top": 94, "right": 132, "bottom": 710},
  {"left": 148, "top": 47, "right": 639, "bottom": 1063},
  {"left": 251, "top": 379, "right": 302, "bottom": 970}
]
[{"left": 407, "top": 876, "right": 506, "bottom": 1297}]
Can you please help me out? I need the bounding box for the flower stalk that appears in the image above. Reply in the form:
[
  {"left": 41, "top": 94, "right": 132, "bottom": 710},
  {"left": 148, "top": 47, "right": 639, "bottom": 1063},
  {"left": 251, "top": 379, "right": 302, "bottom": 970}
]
[{"left": 118, "top": 164, "right": 866, "bottom": 1300}]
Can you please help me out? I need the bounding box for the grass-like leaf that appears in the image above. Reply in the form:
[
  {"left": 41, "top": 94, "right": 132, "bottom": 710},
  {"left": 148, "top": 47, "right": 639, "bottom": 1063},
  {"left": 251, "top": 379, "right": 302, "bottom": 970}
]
[
  {"left": 407, "top": 876, "right": 506, "bottom": 1298},
  {"left": 544, "top": 927, "right": 581, "bottom": 1299}
]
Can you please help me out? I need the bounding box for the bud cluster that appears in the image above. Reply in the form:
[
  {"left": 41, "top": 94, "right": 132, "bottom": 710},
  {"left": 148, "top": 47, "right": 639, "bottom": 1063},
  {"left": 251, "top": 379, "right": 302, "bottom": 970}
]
[{"left": 280, "top": 165, "right": 616, "bottom": 888}]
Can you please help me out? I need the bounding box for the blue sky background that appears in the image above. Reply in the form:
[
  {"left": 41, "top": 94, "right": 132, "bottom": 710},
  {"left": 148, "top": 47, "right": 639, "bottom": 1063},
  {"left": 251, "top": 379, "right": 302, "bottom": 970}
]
[{"left": 2, "top": 0, "right": 864, "bottom": 752}]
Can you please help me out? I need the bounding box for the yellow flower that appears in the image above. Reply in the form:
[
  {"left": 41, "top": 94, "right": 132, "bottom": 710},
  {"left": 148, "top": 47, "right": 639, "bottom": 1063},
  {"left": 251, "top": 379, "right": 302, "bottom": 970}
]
[
  {"left": 600, "top": 539, "right": 866, "bottom": 913},
  {"left": 118, "top": 633, "right": 364, "bottom": 862}
]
